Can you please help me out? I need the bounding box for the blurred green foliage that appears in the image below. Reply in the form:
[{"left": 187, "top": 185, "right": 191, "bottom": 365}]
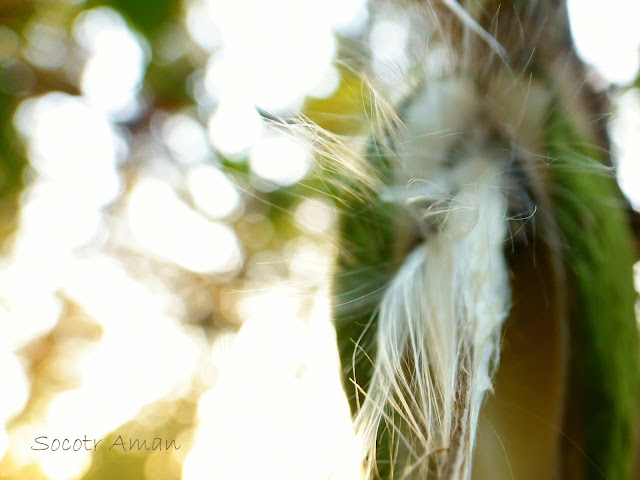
[
  {"left": 0, "top": 91, "right": 27, "bottom": 252},
  {"left": 91, "top": 0, "right": 179, "bottom": 36}
]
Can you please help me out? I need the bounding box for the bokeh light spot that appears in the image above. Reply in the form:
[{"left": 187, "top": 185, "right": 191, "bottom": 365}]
[{"left": 250, "top": 132, "right": 312, "bottom": 186}]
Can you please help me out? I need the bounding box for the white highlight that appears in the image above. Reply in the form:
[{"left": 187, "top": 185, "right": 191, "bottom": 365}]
[
  {"left": 295, "top": 198, "right": 337, "bottom": 235},
  {"left": 611, "top": 89, "right": 640, "bottom": 209},
  {"left": 15, "top": 93, "right": 120, "bottom": 208},
  {"left": 162, "top": 114, "right": 212, "bottom": 165},
  {"left": 370, "top": 19, "right": 410, "bottom": 72},
  {"left": 186, "top": 164, "right": 242, "bottom": 219},
  {"left": 567, "top": 0, "right": 640, "bottom": 84},
  {"left": 0, "top": 427, "right": 8, "bottom": 462},
  {"left": 183, "top": 286, "right": 361, "bottom": 480},
  {"left": 194, "top": 0, "right": 363, "bottom": 113},
  {"left": 0, "top": 352, "right": 30, "bottom": 424},
  {"left": 250, "top": 132, "right": 312, "bottom": 186},
  {"left": 1, "top": 93, "right": 120, "bottom": 351},
  {"left": 126, "top": 178, "right": 243, "bottom": 275},
  {"left": 185, "top": 3, "right": 223, "bottom": 52},
  {"left": 307, "top": 65, "right": 341, "bottom": 100},
  {"left": 207, "top": 98, "right": 265, "bottom": 157},
  {"left": 73, "top": 7, "right": 147, "bottom": 119}
]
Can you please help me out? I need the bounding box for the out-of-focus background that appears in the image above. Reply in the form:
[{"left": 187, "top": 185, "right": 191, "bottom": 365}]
[{"left": 0, "top": 1, "right": 638, "bottom": 479}]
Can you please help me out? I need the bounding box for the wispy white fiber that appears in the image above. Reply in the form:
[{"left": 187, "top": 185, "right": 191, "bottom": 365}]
[{"left": 354, "top": 163, "right": 510, "bottom": 479}]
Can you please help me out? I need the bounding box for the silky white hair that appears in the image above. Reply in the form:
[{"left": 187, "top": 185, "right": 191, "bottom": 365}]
[
  {"left": 340, "top": 65, "right": 528, "bottom": 477},
  {"left": 354, "top": 159, "right": 511, "bottom": 479},
  {"left": 290, "top": 2, "right": 556, "bottom": 476}
]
